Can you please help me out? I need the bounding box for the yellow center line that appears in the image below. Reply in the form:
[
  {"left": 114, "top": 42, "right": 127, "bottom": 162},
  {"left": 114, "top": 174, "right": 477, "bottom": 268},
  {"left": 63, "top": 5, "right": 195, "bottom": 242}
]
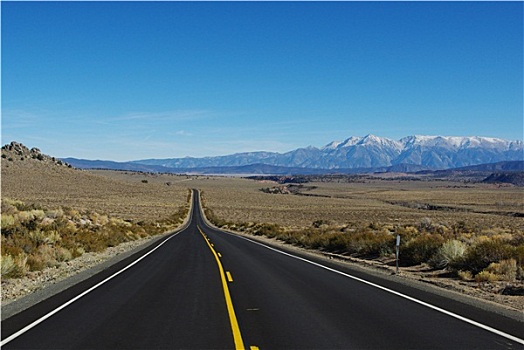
[
  {"left": 218, "top": 252, "right": 222, "bottom": 258},
  {"left": 226, "top": 271, "right": 234, "bottom": 282},
  {"left": 197, "top": 225, "right": 246, "bottom": 350}
]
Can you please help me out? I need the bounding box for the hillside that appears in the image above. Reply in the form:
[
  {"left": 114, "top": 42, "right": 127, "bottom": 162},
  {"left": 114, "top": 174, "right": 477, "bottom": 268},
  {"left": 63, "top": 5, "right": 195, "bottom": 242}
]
[
  {"left": 1, "top": 142, "right": 191, "bottom": 297},
  {"left": 483, "top": 173, "right": 524, "bottom": 187},
  {"left": 1, "top": 142, "right": 188, "bottom": 221}
]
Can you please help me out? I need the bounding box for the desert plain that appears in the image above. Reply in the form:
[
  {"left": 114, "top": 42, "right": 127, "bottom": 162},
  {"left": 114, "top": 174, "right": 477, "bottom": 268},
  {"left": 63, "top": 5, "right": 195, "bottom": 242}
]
[{"left": 1, "top": 143, "right": 523, "bottom": 311}]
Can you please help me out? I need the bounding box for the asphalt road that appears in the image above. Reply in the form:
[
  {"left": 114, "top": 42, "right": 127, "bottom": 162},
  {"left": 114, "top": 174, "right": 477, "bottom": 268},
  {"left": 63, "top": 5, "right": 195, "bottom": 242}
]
[{"left": 2, "top": 190, "right": 523, "bottom": 349}]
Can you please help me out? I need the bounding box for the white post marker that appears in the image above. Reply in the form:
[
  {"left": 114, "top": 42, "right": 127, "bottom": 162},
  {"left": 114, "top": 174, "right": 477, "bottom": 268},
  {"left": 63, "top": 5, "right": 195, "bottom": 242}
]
[{"left": 395, "top": 234, "right": 401, "bottom": 275}]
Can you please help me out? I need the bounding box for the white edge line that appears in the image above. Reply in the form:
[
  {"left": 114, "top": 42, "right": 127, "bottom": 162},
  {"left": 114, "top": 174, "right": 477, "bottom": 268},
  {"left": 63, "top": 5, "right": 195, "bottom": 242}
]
[
  {"left": 217, "top": 228, "right": 524, "bottom": 346},
  {"left": 1, "top": 197, "right": 194, "bottom": 347}
]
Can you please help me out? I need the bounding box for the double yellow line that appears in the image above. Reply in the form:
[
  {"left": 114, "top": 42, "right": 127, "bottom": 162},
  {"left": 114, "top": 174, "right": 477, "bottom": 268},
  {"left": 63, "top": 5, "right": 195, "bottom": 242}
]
[{"left": 197, "top": 226, "right": 254, "bottom": 350}]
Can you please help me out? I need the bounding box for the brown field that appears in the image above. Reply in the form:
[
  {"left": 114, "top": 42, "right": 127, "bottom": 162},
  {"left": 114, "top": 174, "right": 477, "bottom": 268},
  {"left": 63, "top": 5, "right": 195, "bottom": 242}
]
[
  {"left": 2, "top": 161, "right": 189, "bottom": 221},
  {"left": 3, "top": 154, "right": 523, "bottom": 256},
  {"left": 4, "top": 147, "right": 520, "bottom": 233},
  {"left": 2, "top": 148, "right": 523, "bottom": 306},
  {"left": 192, "top": 176, "right": 524, "bottom": 233}
]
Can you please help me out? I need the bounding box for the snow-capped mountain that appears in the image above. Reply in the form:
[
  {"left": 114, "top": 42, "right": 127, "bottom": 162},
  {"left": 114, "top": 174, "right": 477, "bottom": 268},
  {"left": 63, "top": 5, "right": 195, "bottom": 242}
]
[{"left": 133, "top": 135, "right": 523, "bottom": 170}]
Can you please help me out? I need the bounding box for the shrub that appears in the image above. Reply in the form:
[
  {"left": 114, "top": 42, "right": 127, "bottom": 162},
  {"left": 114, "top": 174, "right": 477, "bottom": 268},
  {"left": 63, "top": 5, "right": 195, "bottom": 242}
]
[
  {"left": 30, "top": 209, "right": 46, "bottom": 221},
  {"left": 29, "top": 230, "right": 47, "bottom": 245},
  {"left": 323, "top": 232, "right": 351, "bottom": 253},
  {"left": 55, "top": 247, "right": 73, "bottom": 262},
  {"left": 457, "top": 270, "right": 473, "bottom": 281},
  {"left": 475, "top": 270, "right": 498, "bottom": 283},
  {"left": 1, "top": 254, "right": 27, "bottom": 278},
  {"left": 482, "top": 259, "right": 517, "bottom": 282},
  {"left": 347, "top": 229, "right": 394, "bottom": 257},
  {"left": 459, "top": 239, "right": 515, "bottom": 274},
  {"left": 36, "top": 245, "right": 59, "bottom": 267},
  {"left": 253, "top": 223, "right": 282, "bottom": 238},
  {"left": 46, "top": 208, "right": 64, "bottom": 219},
  {"left": 418, "top": 217, "right": 434, "bottom": 233},
  {"left": 312, "top": 220, "right": 330, "bottom": 228},
  {"left": 452, "top": 221, "right": 475, "bottom": 234},
  {"left": 1, "top": 214, "right": 17, "bottom": 230},
  {"left": 44, "top": 230, "right": 62, "bottom": 245},
  {"left": 395, "top": 225, "right": 419, "bottom": 242},
  {"left": 1, "top": 255, "right": 17, "bottom": 277},
  {"left": 401, "top": 234, "right": 445, "bottom": 266},
  {"left": 27, "top": 254, "right": 46, "bottom": 271},
  {"left": 429, "top": 239, "right": 466, "bottom": 269},
  {"left": 1, "top": 197, "right": 195, "bottom": 279}
]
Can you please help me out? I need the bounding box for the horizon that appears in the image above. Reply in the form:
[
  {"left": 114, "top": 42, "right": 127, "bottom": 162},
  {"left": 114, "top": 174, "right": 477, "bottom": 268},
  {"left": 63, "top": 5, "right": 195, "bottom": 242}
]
[
  {"left": 2, "top": 2, "right": 523, "bottom": 162},
  {"left": 3, "top": 133, "right": 523, "bottom": 162}
]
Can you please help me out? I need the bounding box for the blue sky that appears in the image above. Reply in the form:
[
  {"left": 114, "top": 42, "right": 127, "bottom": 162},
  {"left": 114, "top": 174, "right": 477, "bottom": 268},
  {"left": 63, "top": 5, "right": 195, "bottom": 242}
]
[{"left": 2, "top": 1, "right": 523, "bottom": 161}]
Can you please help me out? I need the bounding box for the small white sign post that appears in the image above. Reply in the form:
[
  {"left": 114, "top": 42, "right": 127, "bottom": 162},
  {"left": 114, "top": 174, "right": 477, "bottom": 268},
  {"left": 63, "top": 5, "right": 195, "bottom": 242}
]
[{"left": 395, "top": 235, "right": 401, "bottom": 275}]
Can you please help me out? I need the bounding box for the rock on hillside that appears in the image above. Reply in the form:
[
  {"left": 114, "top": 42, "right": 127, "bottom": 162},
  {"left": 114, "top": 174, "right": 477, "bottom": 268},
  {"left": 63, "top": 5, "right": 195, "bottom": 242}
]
[{"left": 1, "top": 141, "right": 71, "bottom": 168}]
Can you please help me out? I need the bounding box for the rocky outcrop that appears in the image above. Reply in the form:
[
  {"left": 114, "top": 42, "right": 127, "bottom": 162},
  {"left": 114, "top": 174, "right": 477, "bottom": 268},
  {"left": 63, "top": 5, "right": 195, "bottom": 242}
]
[{"left": 1, "top": 141, "right": 71, "bottom": 167}]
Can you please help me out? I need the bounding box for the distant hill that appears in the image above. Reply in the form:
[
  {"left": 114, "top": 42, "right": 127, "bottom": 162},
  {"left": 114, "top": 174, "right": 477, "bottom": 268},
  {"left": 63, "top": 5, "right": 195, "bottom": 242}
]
[
  {"left": 61, "top": 159, "right": 364, "bottom": 175},
  {"left": 60, "top": 158, "right": 173, "bottom": 173},
  {"left": 483, "top": 172, "right": 524, "bottom": 186},
  {"left": 409, "top": 161, "right": 524, "bottom": 185},
  {"left": 417, "top": 161, "right": 524, "bottom": 174},
  {"left": 446, "top": 160, "right": 523, "bottom": 172}
]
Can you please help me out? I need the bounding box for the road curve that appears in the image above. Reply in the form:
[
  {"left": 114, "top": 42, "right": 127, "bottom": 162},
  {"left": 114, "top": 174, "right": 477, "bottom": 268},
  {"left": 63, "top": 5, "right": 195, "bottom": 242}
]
[{"left": 2, "top": 189, "right": 523, "bottom": 349}]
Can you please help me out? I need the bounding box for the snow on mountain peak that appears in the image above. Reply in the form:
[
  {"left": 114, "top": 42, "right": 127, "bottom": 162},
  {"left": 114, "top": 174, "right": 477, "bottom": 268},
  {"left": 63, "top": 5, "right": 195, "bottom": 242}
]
[
  {"left": 356, "top": 134, "right": 403, "bottom": 151},
  {"left": 399, "top": 135, "right": 515, "bottom": 150},
  {"left": 340, "top": 136, "right": 363, "bottom": 147},
  {"left": 129, "top": 133, "right": 522, "bottom": 171},
  {"left": 322, "top": 140, "right": 344, "bottom": 150}
]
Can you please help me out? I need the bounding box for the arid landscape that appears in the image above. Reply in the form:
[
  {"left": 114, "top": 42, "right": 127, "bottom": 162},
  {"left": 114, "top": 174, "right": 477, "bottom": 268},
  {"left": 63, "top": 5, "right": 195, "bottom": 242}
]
[
  {"left": 1, "top": 143, "right": 190, "bottom": 290},
  {"left": 1, "top": 142, "right": 523, "bottom": 311},
  {"left": 3, "top": 3, "right": 522, "bottom": 347}
]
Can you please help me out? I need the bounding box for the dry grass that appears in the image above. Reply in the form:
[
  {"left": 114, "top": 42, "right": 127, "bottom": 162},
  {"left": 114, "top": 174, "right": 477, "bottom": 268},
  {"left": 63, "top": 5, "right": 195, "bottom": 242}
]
[
  {"left": 1, "top": 197, "right": 188, "bottom": 278},
  {"left": 2, "top": 160, "right": 190, "bottom": 221},
  {"left": 192, "top": 176, "right": 523, "bottom": 232},
  {"left": 1, "top": 151, "right": 192, "bottom": 279}
]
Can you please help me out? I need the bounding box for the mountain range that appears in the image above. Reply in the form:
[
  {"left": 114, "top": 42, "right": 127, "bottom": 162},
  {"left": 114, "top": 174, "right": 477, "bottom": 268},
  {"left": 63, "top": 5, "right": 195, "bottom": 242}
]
[{"left": 63, "top": 134, "right": 524, "bottom": 174}]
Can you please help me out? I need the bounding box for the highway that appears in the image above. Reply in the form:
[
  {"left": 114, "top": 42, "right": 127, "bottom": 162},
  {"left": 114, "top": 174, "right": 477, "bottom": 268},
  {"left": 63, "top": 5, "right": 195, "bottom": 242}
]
[{"left": 2, "top": 189, "right": 523, "bottom": 349}]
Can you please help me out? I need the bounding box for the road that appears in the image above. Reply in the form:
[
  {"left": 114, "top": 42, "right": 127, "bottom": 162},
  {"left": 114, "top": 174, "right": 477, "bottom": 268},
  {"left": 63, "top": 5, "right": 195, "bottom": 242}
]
[{"left": 2, "top": 189, "right": 523, "bottom": 349}]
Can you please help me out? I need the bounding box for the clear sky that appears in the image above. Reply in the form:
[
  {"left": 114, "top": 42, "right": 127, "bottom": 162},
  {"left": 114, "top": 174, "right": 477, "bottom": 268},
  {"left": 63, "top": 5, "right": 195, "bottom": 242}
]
[{"left": 2, "top": 1, "right": 523, "bottom": 161}]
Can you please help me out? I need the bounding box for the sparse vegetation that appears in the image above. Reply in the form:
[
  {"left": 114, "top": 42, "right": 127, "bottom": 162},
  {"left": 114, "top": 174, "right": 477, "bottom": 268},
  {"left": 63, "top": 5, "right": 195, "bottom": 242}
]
[
  {"left": 2, "top": 142, "right": 523, "bottom": 307},
  {"left": 1, "top": 142, "right": 193, "bottom": 281},
  {"left": 1, "top": 197, "right": 189, "bottom": 278},
  {"left": 196, "top": 176, "right": 524, "bottom": 285}
]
